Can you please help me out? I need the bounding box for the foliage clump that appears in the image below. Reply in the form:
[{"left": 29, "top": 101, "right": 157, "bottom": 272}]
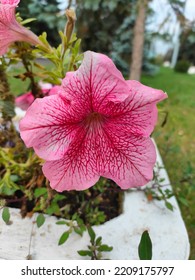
[{"left": 174, "top": 60, "right": 190, "bottom": 73}]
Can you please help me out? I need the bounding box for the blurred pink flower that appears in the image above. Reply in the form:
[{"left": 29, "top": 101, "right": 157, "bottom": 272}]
[
  {"left": 0, "top": 0, "right": 41, "bottom": 55},
  {"left": 48, "top": 85, "right": 61, "bottom": 96},
  {"left": 15, "top": 83, "right": 60, "bottom": 110},
  {"left": 20, "top": 51, "right": 167, "bottom": 191},
  {"left": 15, "top": 91, "right": 35, "bottom": 111}
]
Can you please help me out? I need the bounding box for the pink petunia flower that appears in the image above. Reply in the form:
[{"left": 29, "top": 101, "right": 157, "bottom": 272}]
[
  {"left": 15, "top": 84, "right": 60, "bottom": 110},
  {"left": 20, "top": 51, "right": 167, "bottom": 192},
  {"left": 0, "top": 0, "right": 41, "bottom": 55},
  {"left": 15, "top": 91, "right": 35, "bottom": 111},
  {"left": 48, "top": 85, "right": 61, "bottom": 96}
]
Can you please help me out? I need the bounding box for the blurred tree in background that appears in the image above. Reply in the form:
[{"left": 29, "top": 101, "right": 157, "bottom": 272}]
[
  {"left": 130, "top": 0, "right": 150, "bottom": 80},
  {"left": 178, "top": 28, "right": 195, "bottom": 64},
  {"left": 17, "top": 0, "right": 66, "bottom": 46},
  {"left": 168, "top": 0, "right": 195, "bottom": 68},
  {"left": 76, "top": 0, "right": 135, "bottom": 75},
  {"left": 76, "top": 0, "right": 156, "bottom": 77}
]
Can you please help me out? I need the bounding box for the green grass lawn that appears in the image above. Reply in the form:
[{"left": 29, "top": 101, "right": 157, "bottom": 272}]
[{"left": 142, "top": 67, "right": 195, "bottom": 259}]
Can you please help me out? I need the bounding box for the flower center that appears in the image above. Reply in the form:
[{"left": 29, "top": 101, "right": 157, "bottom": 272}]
[{"left": 83, "top": 112, "right": 104, "bottom": 127}]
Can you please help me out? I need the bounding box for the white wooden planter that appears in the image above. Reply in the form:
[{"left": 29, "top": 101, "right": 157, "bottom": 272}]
[{"left": 0, "top": 139, "right": 190, "bottom": 260}]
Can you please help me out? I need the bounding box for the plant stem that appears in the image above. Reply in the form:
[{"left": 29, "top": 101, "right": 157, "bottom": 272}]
[
  {"left": 26, "top": 219, "right": 36, "bottom": 260},
  {"left": 21, "top": 53, "right": 42, "bottom": 98}
]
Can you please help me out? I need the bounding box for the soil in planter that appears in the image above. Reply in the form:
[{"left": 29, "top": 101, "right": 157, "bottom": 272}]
[
  {"left": 0, "top": 136, "right": 124, "bottom": 226},
  {"left": 3, "top": 180, "right": 123, "bottom": 225}
]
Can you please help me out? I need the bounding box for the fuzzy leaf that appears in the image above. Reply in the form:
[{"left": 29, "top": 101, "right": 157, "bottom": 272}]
[
  {"left": 77, "top": 250, "right": 92, "bottom": 257},
  {"left": 58, "top": 231, "right": 70, "bottom": 245},
  {"left": 45, "top": 202, "right": 60, "bottom": 215},
  {"left": 74, "top": 227, "right": 84, "bottom": 237},
  {"left": 138, "top": 230, "right": 152, "bottom": 260},
  {"left": 53, "top": 194, "right": 66, "bottom": 202},
  {"left": 98, "top": 244, "right": 113, "bottom": 252},
  {"left": 56, "top": 220, "right": 67, "bottom": 225},
  {"left": 165, "top": 201, "right": 174, "bottom": 211},
  {"left": 36, "top": 213, "right": 45, "bottom": 228},
  {"left": 2, "top": 207, "right": 10, "bottom": 224},
  {"left": 34, "top": 188, "right": 47, "bottom": 198},
  {"left": 87, "top": 226, "right": 96, "bottom": 243},
  {"left": 95, "top": 236, "right": 102, "bottom": 246}
]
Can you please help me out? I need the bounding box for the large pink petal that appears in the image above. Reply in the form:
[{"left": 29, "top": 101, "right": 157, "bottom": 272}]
[
  {"left": 96, "top": 129, "right": 156, "bottom": 189},
  {"left": 42, "top": 126, "right": 100, "bottom": 191},
  {"left": 99, "top": 80, "right": 167, "bottom": 137},
  {"left": 61, "top": 51, "right": 130, "bottom": 112},
  {"left": 19, "top": 95, "right": 85, "bottom": 161},
  {"left": 43, "top": 158, "right": 100, "bottom": 192}
]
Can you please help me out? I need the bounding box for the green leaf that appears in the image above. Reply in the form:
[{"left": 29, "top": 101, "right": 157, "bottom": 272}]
[
  {"left": 34, "top": 188, "right": 47, "bottom": 198},
  {"left": 58, "top": 231, "right": 70, "bottom": 245},
  {"left": 75, "top": 216, "right": 84, "bottom": 225},
  {"left": 72, "top": 39, "right": 81, "bottom": 56},
  {"left": 21, "top": 18, "right": 37, "bottom": 25},
  {"left": 95, "top": 236, "right": 102, "bottom": 246},
  {"left": 159, "top": 178, "right": 165, "bottom": 183},
  {"left": 74, "top": 227, "right": 84, "bottom": 237},
  {"left": 98, "top": 244, "right": 113, "bottom": 252},
  {"left": 56, "top": 220, "right": 67, "bottom": 225},
  {"left": 165, "top": 201, "right": 174, "bottom": 211},
  {"left": 36, "top": 214, "right": 45, "bottom": 228},
  {"left": 53, "top": 194, "right": 66, "bottom": 202},
  {"left": 45, "top": 202, "right": 60, "bottom": 215},
  {"left": 178, "top": 197, "right": 189, "bottom": 207},
  {"left": 87, "top": 226, "right": 96, "bottom": 243},
  {"left": 0, "top": 181, "right": 17, "bottom": 196},
  {"left": 2, "top": 207, "right": 10, "bottom": 224},
  {"left": 77, "top": 250, "right": 93, "bottom": 257},
  {"left": 10, "top": 175, "right": 20, "bottom": 182},
  {"left": 138, "top": 230, "right": 152, "bottom": 260}
]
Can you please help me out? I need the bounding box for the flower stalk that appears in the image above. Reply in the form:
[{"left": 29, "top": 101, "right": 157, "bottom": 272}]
[
  {"left": 0, "top": 64, "right": 17, "bottom": 147},
  {"left": 19, "top": 47, "right": 43, "bottom": 98},
  {"left": 0, "top": 65, "right": 15, "bottom": 121}
]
